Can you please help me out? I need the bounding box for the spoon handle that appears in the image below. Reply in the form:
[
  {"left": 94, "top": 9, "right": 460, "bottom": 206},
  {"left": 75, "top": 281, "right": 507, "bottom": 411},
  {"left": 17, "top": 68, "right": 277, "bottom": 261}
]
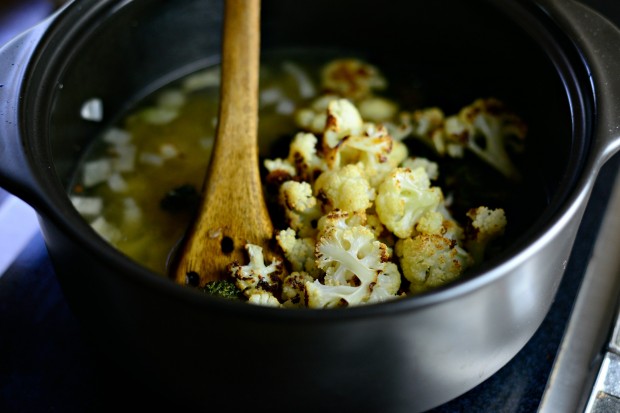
[{"left": 174, "top": 0, "right": 273, "bottom": 285}]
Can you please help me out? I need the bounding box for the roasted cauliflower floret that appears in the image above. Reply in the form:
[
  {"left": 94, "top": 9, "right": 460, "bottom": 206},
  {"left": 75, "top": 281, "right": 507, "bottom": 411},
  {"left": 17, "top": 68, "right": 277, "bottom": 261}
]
[
  {"left": 395, "top": 235, "right": 472, "bottom": 294},
  {"left": 295, "top": 94, "right": 339, "bottom": 134},
  {"left": 281, "top": 271, "right": 314, "bottom": 307},
  {"left": 375, "top": 167, "right": 443, "bottom": 239},
  {"left": 414, "top": 210, "right": 445, "bottom": 236},
  {"left": 320, "top": 58, "right": 387, "bottom": 101},
  {"left": 295, "top": 97, "right": 364, "bottom": 152},
  {"left": 276, "top": 228, "right": 319, "bottom": 276},
  {"left": 264, "top": 132, "right": 326, "bottom": 184},
  {"left": 368, "top": 261, "right": 402, "bottom": 303},
  {"left": 465, "top": 206, "right": 507, "bottom": 264},
  {"left": 247, "top": 291, "right": 282, "bottom": 307},
  {"left": 228, "top": 244, "right": 286, "bottom": 300},
  {"left": 332, "top": 125, "right": 408, "bottom": 188},
  {"left": 406, "top": 107, "right": 447, "bottom": 153},
  {"left": 444, "top": 98, "right": 526, "bottom": 180},
  {"left": 306, "top": 225, "right": 400, "bottom": 308},
  {"left": 316, "top": 209, "right": 366, "bottom": 235},
  {"left": 358, "top": 96, "right": 399, "bottom": 122},
  {"left": 314, "top": 164, "right": 375, "bottom": 214},
  {"left": 415, "top": 208, "right": 465, "bottom": 243},
  {"left": 279, "top": 180, "right": 322, "bottom": 237},
  {"left": 322, "top": 99, "right": 365, "bottom": 151},
  {"left": 264, "top": 158, "right": 297, "bottom": 183},
  {"left": 401, "top": 157, "right": 439, "bottom": 181},
  {"left": 328, "top": 128, "right": 392, "bottom": 170},
  {"left": 288, "top": 132, "right": 326, "bottom": 182}
]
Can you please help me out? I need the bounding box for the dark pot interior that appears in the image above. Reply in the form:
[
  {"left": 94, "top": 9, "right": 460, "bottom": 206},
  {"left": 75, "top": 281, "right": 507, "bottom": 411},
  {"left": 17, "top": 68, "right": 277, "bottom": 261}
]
[{"left": 16, "top": 0, "right": 593, "bottom": 411}]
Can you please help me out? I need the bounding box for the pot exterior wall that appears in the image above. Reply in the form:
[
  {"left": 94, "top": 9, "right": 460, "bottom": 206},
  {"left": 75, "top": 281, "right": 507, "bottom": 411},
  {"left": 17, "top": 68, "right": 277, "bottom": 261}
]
[{"left": 42, "top": 193, "right": 586, "bottom": 412}]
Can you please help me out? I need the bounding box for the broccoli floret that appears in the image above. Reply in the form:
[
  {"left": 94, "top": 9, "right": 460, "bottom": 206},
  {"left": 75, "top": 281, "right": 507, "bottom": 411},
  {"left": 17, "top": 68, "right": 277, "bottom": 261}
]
[{"left": 201, "top": 280, "right": 244, "bottom": 300}]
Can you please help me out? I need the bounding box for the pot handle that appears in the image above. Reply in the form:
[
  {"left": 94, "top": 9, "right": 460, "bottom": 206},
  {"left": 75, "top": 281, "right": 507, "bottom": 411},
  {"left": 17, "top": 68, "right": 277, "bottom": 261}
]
[
  {"left": 0, "top": 19, "right": 55, "bottom": 208},
  {"left": 537, "top": 0, "right": 620, "bottom": 168}
]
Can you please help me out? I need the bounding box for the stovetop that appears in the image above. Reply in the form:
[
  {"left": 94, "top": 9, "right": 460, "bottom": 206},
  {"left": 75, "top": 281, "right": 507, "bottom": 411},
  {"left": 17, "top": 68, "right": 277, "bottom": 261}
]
[{"left": 1, "top": 1, "right": 620, "bottom": 412}]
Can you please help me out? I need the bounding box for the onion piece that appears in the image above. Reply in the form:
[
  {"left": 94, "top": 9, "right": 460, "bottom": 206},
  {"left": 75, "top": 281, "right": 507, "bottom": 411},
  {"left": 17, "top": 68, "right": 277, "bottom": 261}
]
[
  {"left": 83, "top": 159, "right": 112, "bottom": 187},
  {"left": 70, "top": 196, "right": 103, "bottom": 216}
]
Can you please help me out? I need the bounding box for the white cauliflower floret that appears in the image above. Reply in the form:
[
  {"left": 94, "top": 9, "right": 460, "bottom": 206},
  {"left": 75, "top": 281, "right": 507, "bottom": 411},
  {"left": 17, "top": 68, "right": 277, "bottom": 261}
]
[
  {"left": 279, "top": 181, "right": 322, "bottom": 237},
  {"left": 364, "top": 213, "right": 388, "bottom": 241},
  {"left": 407, "top": 108, "right": 450, "bottom": 154},
  {"left": 306, "top": 225, "right": 400, "bottom": 308},
  {"left": 264, "top": 158, "right": 296, "bottom": 182},
  {"left": 315, "top": 209, "right": 395, "bottom": 248},
  {"left": 248, "top": 291, "right": 282, "bottom": 307},
  {"left": 281, "top": 271, "right": 314, "bottom": 307},
  {"left": 395, "top": 235, "right": 472, "bottom": 294},
  {"left": 295, "top": 94, "right": 339, "bottom": 134},
  {"left": 367, "top": 261, "right": 402, "bottom": 303},
  {"left": 401, "top": 157, "right": 439, "bottom": 181},
  {"left": 322, "top": 99, "right": 364, "bottom": 151},
  {"left": 414, "top": 210, "right": 445, "bottom": 236},
  {"left": 264, "top": 132, "right": 326, "bottom": 184},
  {"left": 321, "top": 58, "right": 387, "bottom": 101},
  {"left": 295, "top": 97, "right": 364, "bottom": 153},
  {"left": 444, "top": 98, "right": 526, "bottom": 180},
  {"left": 415, "top": 209, "right": 465, "bottom": 243},
  {"left": 276, "top": 228, "right": 319, "bottom": 276},
  {"left": 288, "top": 132, "right": 326, "bottom": 182},
  {"left": 316, "top": 209, "right": 367, "bottom": 235},
  {"left": 332, "top": 125, "right": 408, "bottom": 188},
  {"left": 328, "top": 129, "right": 392, "bottom": 170},
  {"left": 375, "top": 167, "right": 443, "bottom": 239},
  {"left": 315, "top": 226, "right": 385, "bottom": 287},
  {"left": 314, "top": 164, "right": 375, "bottom": 214},
  {"left": 228, "top": 244, "right": 285, "bottom": 299},
  {"left": 358, "top": 96, "right": 398, "bottom": 122},
  {"left": 465, "top": 206, "right": 507, "bottom": 264}
]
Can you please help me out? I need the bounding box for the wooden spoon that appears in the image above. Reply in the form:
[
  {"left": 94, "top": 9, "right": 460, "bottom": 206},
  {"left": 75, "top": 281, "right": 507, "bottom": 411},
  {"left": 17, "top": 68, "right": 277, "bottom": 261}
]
[{"left": 173, "top": 0, "right": 274, "bottom": 286}]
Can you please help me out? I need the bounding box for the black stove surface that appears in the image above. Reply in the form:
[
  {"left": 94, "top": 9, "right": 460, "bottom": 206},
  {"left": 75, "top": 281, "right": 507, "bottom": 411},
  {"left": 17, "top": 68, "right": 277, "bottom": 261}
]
[{"left": 1, "top": 1, "right": 620, "bottom": 412}]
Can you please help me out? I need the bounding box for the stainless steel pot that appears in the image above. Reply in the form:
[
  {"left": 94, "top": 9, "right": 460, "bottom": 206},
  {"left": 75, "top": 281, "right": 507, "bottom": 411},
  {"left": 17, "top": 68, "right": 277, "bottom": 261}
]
[{"left": 1, "top": 0, "right": 619, "bottom": 411}]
